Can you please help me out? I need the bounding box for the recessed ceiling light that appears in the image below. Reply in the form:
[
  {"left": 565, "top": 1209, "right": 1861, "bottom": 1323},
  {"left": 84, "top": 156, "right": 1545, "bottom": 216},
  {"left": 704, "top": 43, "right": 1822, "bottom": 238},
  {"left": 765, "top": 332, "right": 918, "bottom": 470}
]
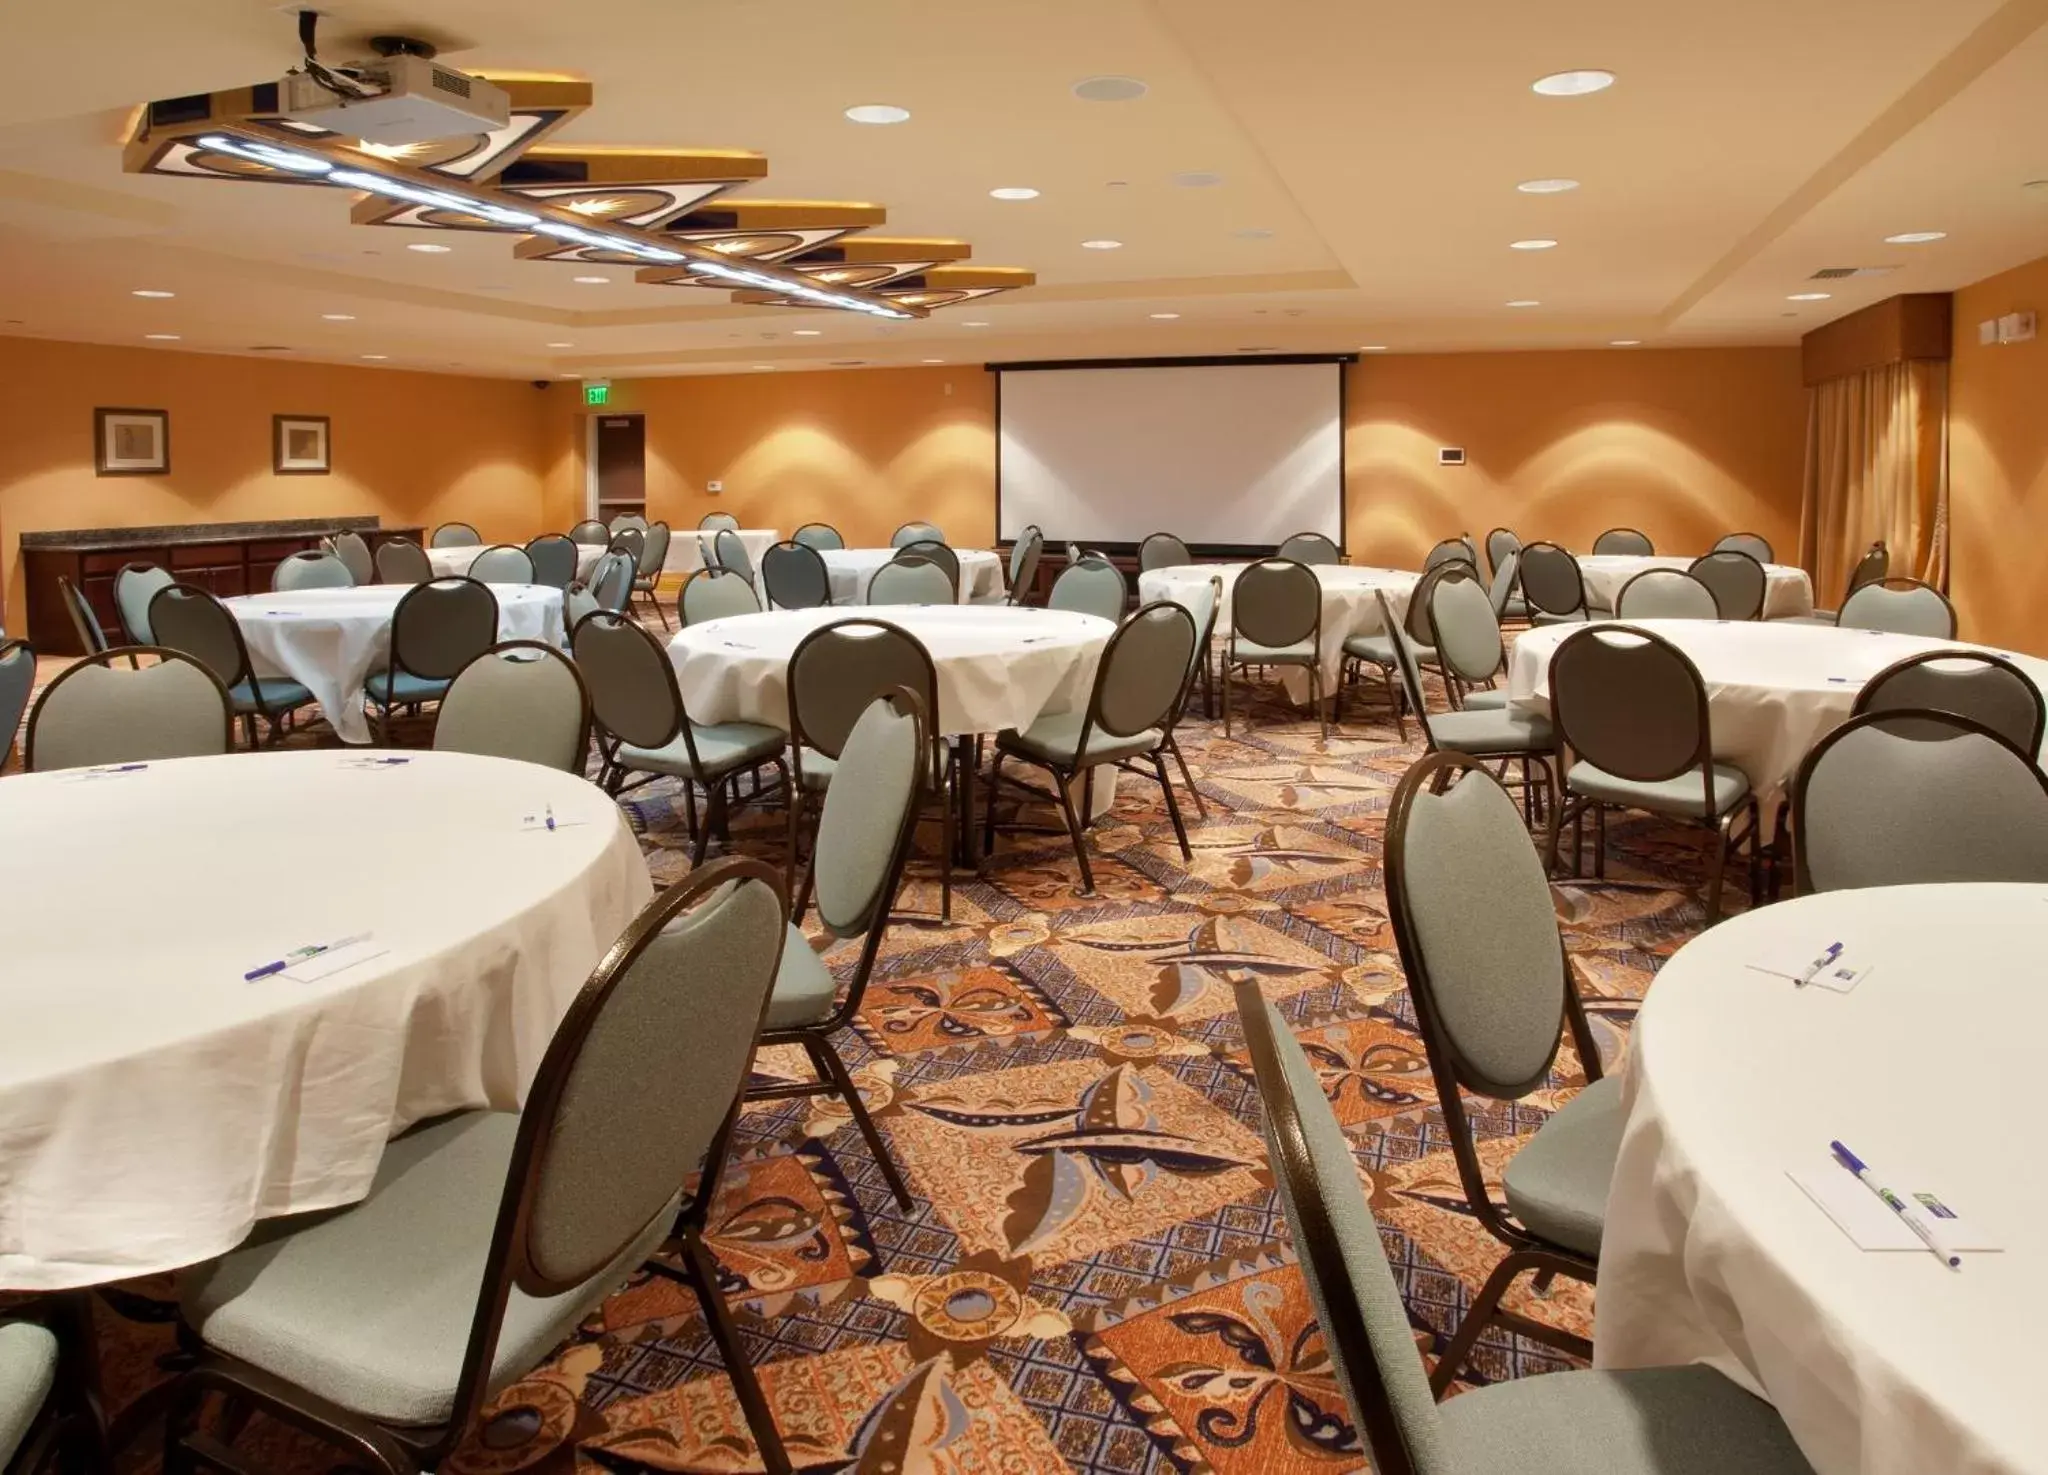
[
  {"left": 1532, "top": 69, "right": 1615, "bottom": 97},
  {"left": 1149, "top": 312, "right": 1181, "bottom": 320},
  {"left": 792, "top": 329, "right": 825, "bottom": 337},
  {"left": 1610, "top": 339, "right": 1642, "bottom": 346},
  {"left": 360, "top": 353, "right": 389, "bottom": 360},
  {"left": 961, "top": 320, "right": 990, "bottom": 327},
  {"left": 546, "top": 341, "right": 574, "bottom": 348},
  {"left": 1884, "top": 231, "right": 1947, "bottom": 244},
  {"left": 922, "top": 358, "right": 946, "bottom": 364},
  {"left": 1233, "top": 227, "right": 1275, "bottom": 240},
  {"left": 572, "top": 275, "right": 611, "bottom": 285},
  {"left": 751, "top": 364, "right": 775, "bottom": 371},
  {"left": 321, "top": 313, "right": 356, "bottom": 321},
  {"left": 990, "top": 186, "right": 1040, "bottom": 201},
  {"left": 1517, "top": 178, "right": 1580, "bottom": 194},
  {"left": 1506, "top": 299, "right": 1541, "bottom": 308},
  {"left": 144, "top": 333, "right": 181, "bottom": 341},
  {"left": 1081, "top": 239, "right": 1123, "bottom": 250},
  {"left": 131, "top": 289, "right": 175, "bottom": 299},
  {"left": 1073, "top": 76, "right": 1148, "bottom": 103},
  {"left": 1510, "top": 239, "right": 1559, "bottom": 250},
  {"left": 1787, "top": 292, "right": 1832, "bottom": 301},
  {"left": 1173, "top": 171, "right": 1224, "bottom": 188},
  {"left": 844, "top": 104, "right": 910, "bottom": 125},
  {"left": 406, "top": 242, "right": 452, "bottom": 254},
  {"left": 1360, "top": 344, "right": 1389, "bottom": 351}
]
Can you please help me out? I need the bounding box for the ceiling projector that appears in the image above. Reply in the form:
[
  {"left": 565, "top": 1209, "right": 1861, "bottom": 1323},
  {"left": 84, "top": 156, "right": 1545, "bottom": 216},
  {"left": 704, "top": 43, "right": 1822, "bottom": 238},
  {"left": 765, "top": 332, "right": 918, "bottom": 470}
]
[{"left": 280, "top": 50, "right": 510, "bottom": 144}]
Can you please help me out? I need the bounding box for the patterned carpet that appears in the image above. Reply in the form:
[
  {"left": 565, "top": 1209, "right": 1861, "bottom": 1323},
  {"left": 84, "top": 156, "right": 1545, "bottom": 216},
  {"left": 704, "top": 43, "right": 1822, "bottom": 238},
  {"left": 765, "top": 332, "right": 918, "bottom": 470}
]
[{"left": 31, "top": 617, "right": 1735, "bottom": 1475}]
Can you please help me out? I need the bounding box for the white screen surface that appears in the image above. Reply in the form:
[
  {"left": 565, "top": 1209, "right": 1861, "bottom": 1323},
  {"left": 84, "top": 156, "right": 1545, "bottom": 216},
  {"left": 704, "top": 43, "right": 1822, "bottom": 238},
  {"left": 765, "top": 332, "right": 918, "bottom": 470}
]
[{"left": 997, "top": 362, "right": 1343, "bottom": 545}]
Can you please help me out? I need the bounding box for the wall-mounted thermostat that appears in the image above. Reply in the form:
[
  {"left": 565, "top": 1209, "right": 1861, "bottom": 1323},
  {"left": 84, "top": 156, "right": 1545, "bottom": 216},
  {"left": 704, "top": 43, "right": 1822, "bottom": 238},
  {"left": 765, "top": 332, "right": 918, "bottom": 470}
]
[{"left": 1439, "top": 447, "right": 1467, "bottom": 466}]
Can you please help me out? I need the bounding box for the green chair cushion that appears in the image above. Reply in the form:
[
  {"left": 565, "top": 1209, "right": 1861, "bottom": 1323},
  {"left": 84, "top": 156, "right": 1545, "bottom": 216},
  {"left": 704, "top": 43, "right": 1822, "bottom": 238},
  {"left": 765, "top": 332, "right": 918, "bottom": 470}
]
[
  {"left": 180, "top": 1112, "right": 674, "bottom": 1429},
  {"left": 1232, "top": 637, "right": 1317, "bottom": 665},
  {"left": 765, "top": 924, "right": 839, "bottom": 1030},
  {"left": 1460, "top": 689, "right": 1509, "bottom": 710},
  {"left": 1531, "top": 610, "right": 1591, "bottom": 626},
  {"left": 229, "top": 678, "right": 316, "bottom": 715},
  {"left": 618, "top": 721, "right": 786, "bottom": 782},
  {"left": 1499, "top": 1074, "right": 1626, "bottom": 1259},
  {"left": 0, "top": 1320, "right": 57, "bottom": 1470},
  {"left": 793, "top": 746, "right": 837, "bottom": 790},
  {"left": 998, "top": 710, "right": 1162, "bottom": 768},
  {"left": 363, "top": 670, "right": 449, "bottom": 708},
  {"left": 1566, "top": 760, "right": 1751, "bottom": 821},
  {"left": 1342, "top": 632, "right": 1438, "bottom": 666},
  {"left": 1428, "top": 706, "right": 1554, "bottom": 756}
]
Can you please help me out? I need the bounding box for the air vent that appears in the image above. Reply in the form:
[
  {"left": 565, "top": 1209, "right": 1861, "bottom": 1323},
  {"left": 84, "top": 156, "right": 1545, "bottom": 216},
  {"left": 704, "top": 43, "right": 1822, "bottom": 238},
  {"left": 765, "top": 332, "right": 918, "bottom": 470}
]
[
  {"left": 1809, "top": 266, "right": 1898, "bottom": 280},
  {"left": 430, "top": 67, "right": 472, "bottom": 98}
]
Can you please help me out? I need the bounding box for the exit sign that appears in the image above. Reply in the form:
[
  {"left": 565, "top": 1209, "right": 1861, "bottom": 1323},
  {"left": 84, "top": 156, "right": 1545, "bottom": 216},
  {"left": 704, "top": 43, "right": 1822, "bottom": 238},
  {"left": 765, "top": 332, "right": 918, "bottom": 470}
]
[{"left": 584, "top": 381, "right": 612, "bottom": 407}]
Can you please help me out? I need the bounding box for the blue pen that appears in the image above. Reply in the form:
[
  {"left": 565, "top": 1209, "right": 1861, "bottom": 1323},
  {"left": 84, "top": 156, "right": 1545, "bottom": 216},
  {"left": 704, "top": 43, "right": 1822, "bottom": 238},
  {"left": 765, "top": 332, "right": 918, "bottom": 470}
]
[
  {"left": 545, "top": 803, "right": 556, "bottom": 832},
  {"left": 89, "top": 763, "right": 148, "bottom": 774},
  {"left": 1795, "top": 941, "right": 1843, "bottom": 988},
  {"left": 1830, "top": 1140, "right": 1961, "bottom": 1270}
]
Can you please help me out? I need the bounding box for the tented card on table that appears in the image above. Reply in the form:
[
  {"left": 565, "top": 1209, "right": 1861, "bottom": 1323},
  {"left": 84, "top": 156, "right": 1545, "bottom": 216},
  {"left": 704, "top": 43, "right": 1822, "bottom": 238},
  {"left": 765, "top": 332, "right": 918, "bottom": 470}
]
[
  {"left": 281, "top": 937, "right": 390, "bottom": 983},
  {"left": 1746, "top": 944, "right": 1872, "bottom": 992},
  {"left": 1788, "top": 1157, "right": 2002, "bottom": 1254}
]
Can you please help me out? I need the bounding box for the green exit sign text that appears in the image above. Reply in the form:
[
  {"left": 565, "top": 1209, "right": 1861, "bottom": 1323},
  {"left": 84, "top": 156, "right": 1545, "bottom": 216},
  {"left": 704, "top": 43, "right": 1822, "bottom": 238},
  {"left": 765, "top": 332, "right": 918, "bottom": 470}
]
[{"left": 584, "top": 381, "right": 612, "bottom": 407}]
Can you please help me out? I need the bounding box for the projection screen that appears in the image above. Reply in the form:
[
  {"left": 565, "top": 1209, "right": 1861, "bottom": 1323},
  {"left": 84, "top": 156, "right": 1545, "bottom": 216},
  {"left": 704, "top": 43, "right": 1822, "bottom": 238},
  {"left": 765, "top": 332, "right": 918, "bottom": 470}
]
[{"left": 996, "top": 360, "right": 1345, "bottom": 546}]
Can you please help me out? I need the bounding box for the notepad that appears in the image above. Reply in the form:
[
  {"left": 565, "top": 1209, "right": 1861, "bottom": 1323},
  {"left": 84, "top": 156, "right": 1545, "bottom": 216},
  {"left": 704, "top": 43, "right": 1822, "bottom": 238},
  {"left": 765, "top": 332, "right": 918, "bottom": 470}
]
[
  {"left": 1788, "top": 1155, "right": 2001, "bottom": 1254},
  {"left": 1747, "top": 943, "right": 1872, "bottom": 993},
  {"left": 281, "top": 937, "right": 389, "bottom": 984}
]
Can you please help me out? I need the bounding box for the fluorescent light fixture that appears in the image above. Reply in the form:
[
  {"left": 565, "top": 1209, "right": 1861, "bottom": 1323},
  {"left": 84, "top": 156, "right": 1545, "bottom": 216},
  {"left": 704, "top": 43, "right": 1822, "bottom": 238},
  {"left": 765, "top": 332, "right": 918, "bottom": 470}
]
[
  {"left": 1610, "top": 339, "right": 1642, "bottom": 346},
  {"left": 990, "top": 187, "right": 1040, "bottom": 201},
  {"left": 1884, "top": 231, "right": 1947, "bottom": 244},
  {"left": 1081, "top": 239, "right": 1123, "bottom": 250},
  {"left": 1510, "top": 239, "right": 1558, "bottom": 250},
  {"left": 1360, "top": 344, "right": 1388, "bottom": 351},
  {"left": 922, "top": 358, "right": 945, "bottom": 363},
  {"left": 844, "top": 104, "right": 910, "bottom": 125},
  {"left": 1532, "top": 70, "right": 1615, "bottom": 96},
  {"left": 546, "top": 341, "right": 574, "bottom": 348},
  {"left": 321, "top": 313, "right": 356, "bottom": 321},
  {"left": 1506, "top": 299, "right": 1540, "bottom": 307},
  {"left": 406, "top": 242, "right": 452, "bottom": 254},
  {"left": 1787, "top": 292, "right": 1832, "bottom": 301},
  {"left": 132, "top": 289, "right": 175, "bottom": 299},
  {"left": 360, "top": 353, "right": 389, "bottom": 360},
  {"left": 1517, "top": 178, "right": 1580, "bottom": 193},
  {"left": 751, "top": 364, "right": 775, "bottom": 370},
  {"left": 682, "top": 259, "right": 915, "bottom": 318},
  {"left": 1149, "top": 312, "right": 1181, "bottom": 319},
  {"left": 144, "top": 333, "right": 181, "bottom": 340},
  {"left": 793, "top": 328, "right": 823, "bottom": 336},
  {"left": 572, "top": 275, "right": 611, "bottom": 284}
]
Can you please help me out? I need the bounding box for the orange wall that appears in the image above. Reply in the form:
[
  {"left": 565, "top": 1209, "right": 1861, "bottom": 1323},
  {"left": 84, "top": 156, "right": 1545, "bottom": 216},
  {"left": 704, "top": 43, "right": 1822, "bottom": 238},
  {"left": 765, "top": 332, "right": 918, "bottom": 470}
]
[
  {"left": 1949, "top": 252, "right": 2048, "bottom": 649},
  {"left": 0, "top": 339, "right": 547, "bottom": 631},
  {"left": 1346, "top": 347, "right": 1807, "bottom": 567}
]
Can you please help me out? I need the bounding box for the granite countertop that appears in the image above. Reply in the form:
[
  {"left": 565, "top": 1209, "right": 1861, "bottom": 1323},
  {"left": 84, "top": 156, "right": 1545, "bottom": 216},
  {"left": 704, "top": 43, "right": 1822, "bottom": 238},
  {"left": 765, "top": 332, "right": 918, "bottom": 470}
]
[{"left": 21, "top": 518, "right": 420, "bottom": 553}]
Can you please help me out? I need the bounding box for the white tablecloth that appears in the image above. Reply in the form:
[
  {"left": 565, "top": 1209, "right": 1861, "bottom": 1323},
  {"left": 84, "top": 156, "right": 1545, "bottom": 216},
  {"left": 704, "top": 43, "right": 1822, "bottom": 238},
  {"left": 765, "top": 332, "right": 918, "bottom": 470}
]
[
  {"left": 0, "top": 750, "right": 650, "bottom": 1289},
  {"left": 1596, "top": 884, "right": 2048, "bottom": 1474},
  {"left": 1577, "top": 555, "right": 1815, "bottom": 620},
  {"left": 667, "top": 605, "right": 1112, "bottom": 738},
  {"left": 1138, "top": 562, "right": 1419, "bottom": 698},
  {"left": 1506, "top": 619, "right": 2048, "bottom": 819},
  {"left": 820, "top": 548, "right": 1005, "bottom": 605},
  {"left": 230, "top": 584, "right": 566, "bottom": 744},
  {"left": 428, "top": 544, "right": 605, "bottom": 582},
  {"left": 667, "top": 528, "right": 781, "bottom": 577}
]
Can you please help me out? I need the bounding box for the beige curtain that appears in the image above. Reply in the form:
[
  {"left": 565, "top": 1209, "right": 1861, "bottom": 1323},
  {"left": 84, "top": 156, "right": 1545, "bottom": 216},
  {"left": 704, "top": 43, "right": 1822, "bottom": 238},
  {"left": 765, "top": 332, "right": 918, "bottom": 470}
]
[{"left": 1799, "top": 359, "right": 1948, "bottom": 605}]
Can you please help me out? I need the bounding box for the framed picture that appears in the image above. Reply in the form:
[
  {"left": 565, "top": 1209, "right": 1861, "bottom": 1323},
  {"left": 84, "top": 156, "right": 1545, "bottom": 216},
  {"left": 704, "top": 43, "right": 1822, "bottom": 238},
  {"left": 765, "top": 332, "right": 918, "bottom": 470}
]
[
  {"left": 93, "top": 407, "right": 169, "bottom": 476},
  {"left": 273, "top": 414, "right": 331, "bottom": 476}
]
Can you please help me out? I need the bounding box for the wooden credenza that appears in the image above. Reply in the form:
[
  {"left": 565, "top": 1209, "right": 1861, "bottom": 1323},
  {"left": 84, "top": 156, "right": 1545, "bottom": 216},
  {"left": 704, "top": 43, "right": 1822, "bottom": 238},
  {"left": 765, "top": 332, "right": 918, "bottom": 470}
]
[{"left": 20, "top": 518, "right": 425, "bottom": 654}]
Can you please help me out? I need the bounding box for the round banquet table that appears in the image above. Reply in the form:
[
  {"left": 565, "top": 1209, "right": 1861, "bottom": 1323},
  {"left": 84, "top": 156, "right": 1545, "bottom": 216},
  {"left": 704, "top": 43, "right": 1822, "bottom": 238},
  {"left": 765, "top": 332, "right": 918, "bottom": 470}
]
[
  {"left": 1138, "top": 562, "right": 1419, "bottom": 702},
  {"left": 1595, "top": 884, "right": 2048, "bottom": 1474},
  {"left": 1506, "top": 618, "right": 2048, "bottom": 821},
  {"left": 0, "top": 749, "right": 651, "bottom": 1290},
  {"left": 820, "top": 547, "right": 1005, "bottom": 605},
  {"left": 229, "top": 584, "right": 566, "bottom": 744},
  {"left": 1576, "top": 554, "right": 1815, "bottom": 619},
  {"left": 667, "top": 527, "right": 781, "bottom": 576},
  {"left": 427, "top": 543, "right": 605, "bottom": 582}
]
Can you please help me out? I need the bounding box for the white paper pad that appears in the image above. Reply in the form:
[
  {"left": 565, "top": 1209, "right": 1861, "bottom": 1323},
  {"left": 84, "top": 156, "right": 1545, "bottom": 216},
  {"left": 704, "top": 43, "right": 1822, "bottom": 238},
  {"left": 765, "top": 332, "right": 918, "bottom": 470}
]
[
  {"left": 1747, "top": 943, "right": 1872, "bottom": 992},
  {"left": 281, "top": 938, "right": 390, "bottom": 983},
  {"left": 1788, "top": 1157, "right": 2001, "bottom": 1254}
]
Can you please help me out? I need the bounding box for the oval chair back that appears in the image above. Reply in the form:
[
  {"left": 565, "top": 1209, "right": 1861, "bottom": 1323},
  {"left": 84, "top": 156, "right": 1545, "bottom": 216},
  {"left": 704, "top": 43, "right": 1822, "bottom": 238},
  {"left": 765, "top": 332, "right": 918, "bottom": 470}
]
[
  {"left": 638, "top": 522, "right": 671, "bottom": 581},
  {"left": 1486, "top": 549, "right": 1522, "bottom": 621},
  {"left": 525, "top": 534, "right": 579, "bottom": 590},
  {"left": 610, "top": 526, "right": 647, "bottom": 568},
  {"left": 589, "top": 551, "right": 636, "bottom": 614},
  {"left": 25, "top": 646, "right": 232, "bottom": 771},
  {"left": 792, "top": 522, "right": 844, "bottom": 551},
  {"left": 273, "top": 550, "right": 353, "bottom": 592},
  {"left": 430, "top": 522, "right": 482, "bottom": 549},
  {"left": 1277, "top": 530, "right": 1341, "bottom": 566},
  {"left": 434, "top": 640, "right": 591, "bottom": 772},
  {"left": 1853, "top": 650, "right": 2046, "bottom": 755},
  {"left": 1138, "top": 531, "right": 1191, "bottom": 573},
  {"left": 698, "top": 511, "right": 739, "bottom": 533},
  {"left": 375, "top": 540, "right": 432, "bottom": 585},
  {"left": 572, "top": 609, "right": 689, "bottom": 754},
  {"left": 1425, "top": 567, "right": 1504, "bottom": 687},
  {"left": 1550, "top": 625, "right": 1712, "bottom": 803},
  {"left": 1837, "top": 577, "right": 1956, "bottom": 638},
  {"left": 329, "top": 531, "right": 374, "bottom": 585},
  {"left": 1616, "top": 568, "right": 1718, "bottom": 620},
  {"left": 1006, "top": 530, "right": 1044, "bottom": 604},
  {"left": 809, "top": 690, "right": 929, "bottom": 942},
  {"left": 866, "top": 556, "right": 953, "bottom": 607},
  {"left": 787, "top": 619, "right": 940, "bottom": 763},
  {"left": 58, "top": 578, "right": 110, "bottom": 656},
  {"left": 569, "top": 519, "right": 609, "bottom": 546},
  {"left": 1711, "top": 531, "right": 1774, "bottom": 563},
  {"left": 0, "top": 638, "right": 30, "bottom": 764},
  {"left": 1048, "top": 559, "right": 1127, "bottom": 621},
  {"left": 1423, "top": 537, "right": 1475, "bottom": 574},
  {"left": 468, "top": 544, "right": 536, "bottom": 585},
  {"left": 390, "top": 577, "right": 499, "bottom": 682},
  {"left": 1066, "top": 602, "right": 1196, "bottom": 766},
  {"left": 680, "top": 566, "right": 761, "bottom": 625},
  {"left": 1485, "top": 526, "right": 1522, "bottom": 579},
  {"left": 1517, "top": 542, "right": 1588, "bottom": 619},
  {"left": 146, "top": 583, "right": 256, "bottom": 694},
  {"left": 1686, "top": 550, "right": 1766, "bottom": 620},
  {"left": 761, "top": 541, "right": 832, "bottom": 610},
  {"left": 891, "top": 521, "right": 943, "bottom": 549},
  {"left": 609, "top": 514, "right": 649, "bottom": 536},
  {"left": 1843, "top": 540, "right": 1889, "bottom": 601},
  {"left": 1591, "top": 527, "right": 1654, "bottom": 556},
  {"left": 896, "top": 540, "right": 960, "bottom": 599},
  {"left": 114, "top": 563, "right": 175, "bottom": 644},
  {"left": 1231, "top": 558, "right": 1319, "bottom": 651},
  {"left": 712, "top": 528, "right": 753, "bottom": 585}
]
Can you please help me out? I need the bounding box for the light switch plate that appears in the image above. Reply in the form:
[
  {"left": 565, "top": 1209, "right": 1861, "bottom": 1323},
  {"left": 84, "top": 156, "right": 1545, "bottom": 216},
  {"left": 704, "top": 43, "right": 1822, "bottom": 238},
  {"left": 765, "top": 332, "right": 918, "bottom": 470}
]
[{"left": 707, "top": 480, "right": 724, "bottom": 493}]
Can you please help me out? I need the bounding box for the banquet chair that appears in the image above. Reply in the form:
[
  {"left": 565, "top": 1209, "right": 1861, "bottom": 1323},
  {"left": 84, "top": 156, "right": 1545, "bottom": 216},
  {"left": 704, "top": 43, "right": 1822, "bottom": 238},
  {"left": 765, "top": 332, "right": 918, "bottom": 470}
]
[
  {"left": 56, "top": 579, "right": 110, "bottom": 658},
  {"left": 975, "top": 527, "right": 1042, "bottom": 605},
  {"left": 465, "top": 545, "right": 535, "bottom": 586},
  {"left": 429, "top": 522, "right": 481, "bottom": 549},
  {"left": 113, "top": 563, "right": 174, "bottom": 644},
  {"left": 680, "top": 566, "right": 761, "bottom": 624},
  {"left": 364, "top": 578, "right": 498, "bottom": 745},
  {"left": 791, "top": 521, "right": 844, "bottom": 552},
  {"left": 1486, "top": 548, "right": 1529, "bottom": 626},
  {"left": 1711, "top": 531, "right": 1774, "bottom": 563},
  {"left": 569, "top": 519, "right": 609, "bottom": 546},
  {"left": 25, "top": 647, "right": 232, "bottom": 771},
  {"left": 1384, "top": 753, "right": 1621, "bottom": 1387},
  {"left": 897, "top": 540, "right": 962, "bottom": 600},
  {"left": 0, "top": 1295, "right": 109, "bottom": 1475},
  {"left": 562, "top": 585, "right": 599, "bottom": 641},
  {"left": 750, "top": 691, "right": 926, "bottom": 1219},
  {"left": 1047, "top": 559, "right": 1126, "bottom": 621},
  {"left": 523, "top": 534, "right": 579, "bottom": 591},
  {"left": 1423, "top": 536, "right": 1475, "bottom": 573},
  {"left": 632, "top": 522, "right": 673, "bottom": 627},
  {"left": 1779, "top": 539, "right": 1889, "bottom": 625},
  {"left": 890, "top": 520, "right": 943, "bottom": 548},
  {"left": 1545, "top": 625, "right": 1760, "bottom": 921},
  {"left": 610, "top": 513, "right": 649, "bottom": 536},
  {"left": 610, "top": 526, "right": 647, "bottom": 574},
  {"left": 1138, "top": 530, "right": 1192, "bottom": 572},
  {"left": 1224, "top": 558, "right": 1326, "bottom": 740},
  {"left": 1425, "top": 565, "right": 1510, "bottom": 709},
  {"left": 434, "top": 641, "right": 592, "bottom": 773},
  {"left": 160, "top": 859, "right": 798, "bottom": 1475},
  {"left": 1591, "top": 527, "right": 1654, "bottom": 556},
  {"left": 0, "top": 641, "right": 32, "bottom": 768},
  {"left": 1338, "top": 565, "right": 1455, "bottom": 740},
  {"left": 987, "top": 602, "right": 1197, "bottom": 892},
  {"left": 698, "top": 511, "right": 739, "bottom": 533},
  {"left": 148, "top": 585, "right": 318, "bottom": 749},
  {"left": 1380, "top": 591, "right": 1555, "bottom": 820},
  {"left": 1616, "top": 568, "right": 1718, "bottom": 620},
  {"left": 1484, "top": 526, "right": 1521, "bottom": 579},
  {"left": 1160, "top": 575, "right": 1221, "bottom": 807},
  {"left": 1686, "top": 549, "right": 1767, "bottom": 620},
  {"left": 866, "top": 556, "right": 953, "bottom": 607},
  {"left": 1278, "top": 530, "right": 1342, "bottom": 566},
  {"left": 761, "top": 540, "right": 833, "bottom": 609},
  {"left": 589, "top": 551, "right": 637, "bottom": 616},
  {"left": 1229, "top": 978, "right": 1814, "bottom": 1474},
  {"left": 1793, "top": 710, "right": 2048, "bottom": 894},
  {"left": 330, "top": 531, "right": 375, "bottom": 587},
  {"left": 1853, "top": 650, "right": 2046, "bottom": 755},
  {"left": 712, "top": 528, "right": 754, "bottom": 589},
  {"left": 1836, "top": 577, "right": 1956, "bottom": 639},
  {"left": 786, "top": 618, "right": 953, "bottom": 919},
  {"left": 273, "top": 551, "right": 354, "bottom": 592},
  {"left": 573, "top": 612, "right": 787, "bottom": 865},
  {"left": 1518, "top": 542, "right": 1591, "bottom": 624},
  {"left": 374, "top": 540, "right": 432, "bottom": 586}
]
